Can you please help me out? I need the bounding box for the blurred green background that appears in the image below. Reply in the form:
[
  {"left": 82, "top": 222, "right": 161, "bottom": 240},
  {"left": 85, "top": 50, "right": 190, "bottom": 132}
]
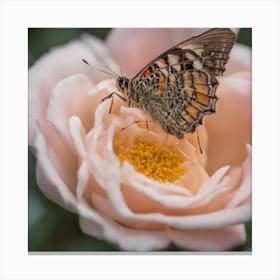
[{"left": 28, "top": 28, "right": 252, "bottom": 252}]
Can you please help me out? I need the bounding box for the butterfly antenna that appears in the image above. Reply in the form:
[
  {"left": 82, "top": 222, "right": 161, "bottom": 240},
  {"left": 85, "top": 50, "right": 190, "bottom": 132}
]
[
  {"left": 104, "top": 64, "right": 121, "bottom": 77},
  {"left": 120, "top": 67, "right": 124, "bottom": 76},
  {"left": 105, "top": 61, "right": 123, "bottom": 76},
  {"left": 82, "top": 59, "right": 117, "bottom": 78}
]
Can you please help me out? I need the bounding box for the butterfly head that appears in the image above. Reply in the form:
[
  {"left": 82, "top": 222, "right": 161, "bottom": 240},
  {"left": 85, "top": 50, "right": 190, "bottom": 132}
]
[{"left": 116, "top": 76, "right": 129, "bottom": 94}]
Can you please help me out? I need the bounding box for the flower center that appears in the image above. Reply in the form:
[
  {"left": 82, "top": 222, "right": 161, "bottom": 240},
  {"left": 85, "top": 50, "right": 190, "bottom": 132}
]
[{"left": 114, "top": 137, "right": 187, "bottom": 182}]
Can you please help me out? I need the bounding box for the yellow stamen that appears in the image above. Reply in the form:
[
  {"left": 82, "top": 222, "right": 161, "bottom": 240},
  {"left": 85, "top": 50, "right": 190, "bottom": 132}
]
[{"left": 114, "top": 137, "right": 187, "bottom": 182}]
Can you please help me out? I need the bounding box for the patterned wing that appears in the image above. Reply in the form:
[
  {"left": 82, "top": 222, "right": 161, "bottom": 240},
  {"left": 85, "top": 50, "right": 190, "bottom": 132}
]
[
  {"left": 144, "top": 69, "right": 218, "bottom": 138},
  {"left": 133, "top": 28, "right": 236, "bottom": 82},
  {"left": 129, "top": 28, "right": 236, "bottom": 138},
  {"left": 177, "top": 28, "right": 236, "bottom": 76}
]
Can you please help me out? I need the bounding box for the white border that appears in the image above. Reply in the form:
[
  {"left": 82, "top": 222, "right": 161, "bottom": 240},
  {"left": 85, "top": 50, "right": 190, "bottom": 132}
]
[{"left": 1, "top": 0, "right": 280, "bottom": 279}]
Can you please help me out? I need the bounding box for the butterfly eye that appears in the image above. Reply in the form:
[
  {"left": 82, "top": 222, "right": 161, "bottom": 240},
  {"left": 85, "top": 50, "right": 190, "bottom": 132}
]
[
  {"left": 118, "top": 77, "right": 126, "bottom": 86},
  {"left": 117, "top": 77, "right": 128, "bottom": 88}
]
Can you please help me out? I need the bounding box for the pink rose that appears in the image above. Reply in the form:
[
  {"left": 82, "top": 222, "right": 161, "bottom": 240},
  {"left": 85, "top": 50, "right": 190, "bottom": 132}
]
[{"left": 29, "top": 28, "right": 251, "bottom": 251}]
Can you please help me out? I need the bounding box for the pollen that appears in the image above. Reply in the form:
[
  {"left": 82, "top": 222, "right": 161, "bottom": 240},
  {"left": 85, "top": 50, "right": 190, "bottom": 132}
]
[{"left": 114, "top": 137, "right": 187, "bottom": 182}]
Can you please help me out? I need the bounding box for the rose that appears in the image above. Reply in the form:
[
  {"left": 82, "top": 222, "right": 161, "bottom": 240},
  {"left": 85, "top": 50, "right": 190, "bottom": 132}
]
[{"left": 28, "top": 28, "right": 251, "bottom": 251}]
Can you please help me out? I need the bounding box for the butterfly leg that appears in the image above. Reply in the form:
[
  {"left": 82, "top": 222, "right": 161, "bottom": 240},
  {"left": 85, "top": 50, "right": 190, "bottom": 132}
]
[
  {"left": 101, "top": 92, "right": 127, "bottom": 114},
  {"left": 121, "top": 120, "right": 153, "bottom": 133},
  {"left": 109, "top": 97, "right": 114, "bottom": 114},
  {"left": 145, "top": 119, "right": 149, "bottom": 129},
  {"left": 196, "top": 130, "right": 203, "bottom": 154},
  {"left": 101, "top": 92, "right": 127, "bottom": 102}
]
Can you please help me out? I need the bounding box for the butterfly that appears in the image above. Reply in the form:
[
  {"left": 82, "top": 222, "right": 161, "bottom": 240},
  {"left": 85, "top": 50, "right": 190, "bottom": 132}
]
[{"left": 103, "top": 28, "right": 236, "bottom": 139}]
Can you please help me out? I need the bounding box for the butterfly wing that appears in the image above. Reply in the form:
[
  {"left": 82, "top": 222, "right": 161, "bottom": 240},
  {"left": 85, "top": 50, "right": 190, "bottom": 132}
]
[
  {"left": 143, "top": 69, "right": 219, "bottom": 137},
  {"left": 133, "top": 28, "right": 236, "bottom": 81},
  {"left": 129, "top": 28, "right": 236, "bottom": 137},
  {"left": 176, "top": 28, "right": 236, "bottom": 76}
]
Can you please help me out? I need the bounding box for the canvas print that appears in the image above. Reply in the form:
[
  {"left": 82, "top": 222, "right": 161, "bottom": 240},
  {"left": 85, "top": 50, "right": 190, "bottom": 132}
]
[{"left": 28, "top": 28, "right": 252, "bottom": 252}]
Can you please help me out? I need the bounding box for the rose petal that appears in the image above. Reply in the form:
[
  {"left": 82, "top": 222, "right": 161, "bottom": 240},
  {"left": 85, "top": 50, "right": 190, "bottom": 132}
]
[
  {"left": 46, "top": 74, "right": 100, "bottom": 139},
  {"left": 45, "top": 75, "right": 92, "bottom": 156},
  {"left": 90, "top": 178, "right": 251, "bottom": 230},
  {"left": 69, "top": 116, "right": 87, "bottom": 159},
  {"left": 78, "top": 201, "right": 170, "bottom": 251},
  {"left": 226, "top": 145, "right": 252, "bottom": 208},
  {"left": 205, "top": 74, "right": 251, "bottom": 174},
  {"left": 226, "top": 43, "right": 251, "bottom": 75},
  {"left": 91, "top": 192, "right": 165, "bottom": 230},
  {"left": 76, "top": 161, "right": 90, "bottom": 199},
  {"left": 122, "top": 163, "right": 228, "bottom": 210},
  {"left": 34, "top": 131, "right": 78, "bottom": 212},
  {"left": 68, "top": 116, "right": 90, "bottom": 199},
  {"left": 167, "top": 224, "right": 246, "bottom": 251}
]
